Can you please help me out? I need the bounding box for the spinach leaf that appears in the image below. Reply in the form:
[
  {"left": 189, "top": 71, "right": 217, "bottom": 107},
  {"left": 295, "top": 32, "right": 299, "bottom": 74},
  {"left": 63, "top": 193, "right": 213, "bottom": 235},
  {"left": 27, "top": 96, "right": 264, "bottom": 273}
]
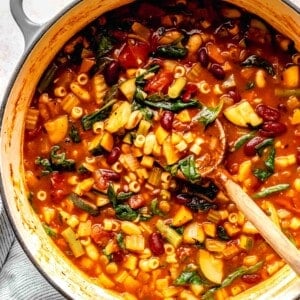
[
  {"left": 174, "top": 268, "right": 204, "bottom": 285},
  {"left": 115, "top": 204, "right": 138, "bottom": 221},
  {"left": 35, "top": 145, "right": 75, "bottom": 174},
  {"left": 97, "top": 34, "right": 114, "bottom": 59},
  {"left": 81, "top": 99, "right": 117, "bottom": 130},
  {"left": 135, "top": 89, "right": 199, "bottom": 112},
  {"left": 150, "top": 199, "right": 164, "bottom": 216},
  {"left": 197, "top": 100, "right": 223, "bottom": 127},
  {"left": 38, "top": 63, "right": 58, "bottom": 93},
  {"left": 42, "top": 223, "right": 57, "bottom": 237},
  {"left": 135, "top": 64, "right": 160, "bottom": 87},
  {"left": 241, "top": 55, "right": 275, "bottom": 76},
  {"left": 178, "top": 155, "right": 201, "bottom": 182},
  {"left": 116, "top": 232, "right": 125, "bottom": 249},
  {"left": 154, "top": 45, "right": 188, "bottom": 59},
  {"left": 217, "top": 225, "right": 230, "bottom": 241},
  {"left": 69, "top": 124, "right": 81, "bottom": 143}
]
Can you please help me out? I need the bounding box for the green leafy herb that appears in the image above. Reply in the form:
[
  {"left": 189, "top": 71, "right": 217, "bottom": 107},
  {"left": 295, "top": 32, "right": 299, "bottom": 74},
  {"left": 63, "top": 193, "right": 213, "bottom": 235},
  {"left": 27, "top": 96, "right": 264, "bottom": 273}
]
[
  {"left": 69, "top": 124, "right": 81, "bottom": 143},
  {"left": 232, "top": 130, "right": 257, "bottom": 151},
  {"left": 150, "top": 199, "right": 164, "bottom": 216},
  {"left": 154, "top": 45, "right": 188, "bottom": 59},
  {"left": 241, "top": 55, "right": 275, "bottom": 76},
  {"left": 252, "top": 183, "right": 290, "bottom": 199},
  {"left": 135, "top": 64, "right": 160, "bottom": 87},
  {"left": 115, "top": 204, "right": 138, "bottom": 221},
  {"left": 255, "top": 138, "right": 274, "bottom": 156},
  {"left": 116, "top": 232, "right": 125, "bottom": 249},
  {"left": 253, "top": 143, "right": 275, "bottom": 181},
  {"left": 174, "top": 268, "right": 204, "bottom": 285},
  {"left": 135, "top": 89, "right": 199, "bottom": 112},
  {"left": 197, "top": 100, "right": 223, "bottom": 127},
  {"left": 81, "top": 99, "right": 117, "bottom": 130},
  {"left": 97, "top": 34, "right": 114, "bottom": 59},
  {"left": 35, "top": 145, "right": 75, "bottom": 175},
  {"left": 178, "top": 155, "right": 201, "bottom": 182},
  {"left": 107, "top": 183, "right": 117, "bottom": 207},
  {"left": 217, "top": 225, "right": 230, "bottom": 241}
]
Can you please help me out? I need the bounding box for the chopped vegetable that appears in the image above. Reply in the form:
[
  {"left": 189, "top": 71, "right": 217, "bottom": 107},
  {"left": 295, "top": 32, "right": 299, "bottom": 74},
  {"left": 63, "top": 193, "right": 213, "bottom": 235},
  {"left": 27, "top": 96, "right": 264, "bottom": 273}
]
[
  {"left": 61, "top": 227, "right": 85, "bottom": 258},
  {"left": 38, "top": 63, "right": 58, "bottom": 93},
  {"left": 197, "top": 100, "right": 223, "bottom": 127},
  {"left": 174, "top": 268, "right": 204, "bottom": 285},
  {"left": 81, "top": 99, "right": 117, "bottom": 130},
  {"left": 69, "top": 193, "right": 100, "bottom": 216},
  {"left": 223, "top": 100, "right": 263, "bottom": 127},
  {"left": 44, "top": 115, "right": 69, "bottom": 144},
  {"left": 154, "top": 44, "right": 187, "bottom": 59},
  {"left": 232, "top": 130, "right": 257, "bottom": 151},
  {"left": 241, "top": 55, "right": 275, "bottom": 76},
  {"left": 252, "top": 183, "right": 290, "bottom": 198},
  {"left": 198, "top": 249, "right": 224, "bottom": 284},
  {"left": 274, "top": 88, "right": 300, "bottom": 97},
  {"left": 156, "top": 219, "right": 182, "bottom": 248}
]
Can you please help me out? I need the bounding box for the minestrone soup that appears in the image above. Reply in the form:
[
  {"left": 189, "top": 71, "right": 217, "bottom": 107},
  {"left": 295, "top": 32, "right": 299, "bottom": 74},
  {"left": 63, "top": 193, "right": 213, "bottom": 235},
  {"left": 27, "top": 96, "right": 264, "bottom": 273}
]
[{"left": 23, "top": 0, "right": 300, "bottom": 299}]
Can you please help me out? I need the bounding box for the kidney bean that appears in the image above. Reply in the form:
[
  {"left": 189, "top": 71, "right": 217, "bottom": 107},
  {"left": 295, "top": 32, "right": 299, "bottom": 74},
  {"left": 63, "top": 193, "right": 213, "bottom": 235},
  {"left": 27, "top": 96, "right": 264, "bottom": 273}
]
[
  {"left": 228, "top": 89, "right": 241, "bottom": 103},
  {"left": 259, "top": 121, "right": 287, "bottom": 137},
  {"left": 182, "top": 83, "right": 198, "bottom": 102},
  {"left": 296, "top": 149, "right": 300, "bottom": 165},
  {"left": 111, "top": 250, "right": 125, "bottom": 263},
  {"left": 175, "top": 193, "right": 191, "bottom": 205},
  {"left": 106, "top": 147, "right": 121, "bottom": 165},
  {"left": 160, "top": 111, "right": 174, "bottom": 131},
  {"left": 209, "top": 63, "right": 225, "bottom": 80},
  {"left": 100, "top": 169, "right": 121, "bottom": 181},
  {"left": 198, "top": 47, "right": 209, "bottom": 68},
  {"left": 128, "top": 194, "right": 145, "bottom": 209},
  {"left": 243, "top": 136, "right": 266, "bottom": 156},
  {"left": 149, "top": 232, "right": 165, "bottom": 256},
  {"left": 104, "top": 60, "right": 121, "bottom": 85},
  {"left": 255, "top": 104, "right": 281, "bottom": 122}
]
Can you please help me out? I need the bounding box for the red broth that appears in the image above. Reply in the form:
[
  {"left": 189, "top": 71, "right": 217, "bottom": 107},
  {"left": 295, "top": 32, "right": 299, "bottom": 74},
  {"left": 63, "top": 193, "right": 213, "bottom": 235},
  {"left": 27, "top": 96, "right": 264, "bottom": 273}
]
[{"left": 23, "top": 0, "right": 300, "bottom": 299}]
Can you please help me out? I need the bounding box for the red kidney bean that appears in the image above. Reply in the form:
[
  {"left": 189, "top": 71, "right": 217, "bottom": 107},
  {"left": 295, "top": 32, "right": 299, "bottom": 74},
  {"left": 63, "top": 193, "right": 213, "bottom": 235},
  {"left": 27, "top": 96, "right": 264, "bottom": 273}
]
[
  {"left": 255, "top": 104, "right": 281, "bottom": 122},
  {"left": 259, "top": 121, "right": 287, "bottom": 137},
  {"left": 160, "top": 111, "right": 174, "bottom": 131},
  {"left": 99, "top": 169, "right": 121, "bottom": 181},
  {"left": 128, "top": 194, "right": 145, "bottom": 209},
  {"left": 149, "top": 232, "right": 165, "bottom": 256},
  {"left": 228, "top": 89, "right": 241, "bottom": 103},
  {"left": 104, "top": 60, "right": 121, "bottom": 85},
  {"left": 175, "top": 193, "right": 191, "bottom": 205},
  {"left": 198, "top": 47, "right": 209, "bottom": 68},
  {"left": 182, "top": 83, "right": 198, "bottom": 102},
  {"left": 296, "top": 148, "right": 300, "bottom": 165},
  {"left": 106, "top": 147, "right": 121, "bottom": 165},
  {"left": 244, "top": 136, "right": 266, "bottom": 156},
  {"left": 209, "top": 63, "right": 225, "bottom": 80},
  {"left": 111, "top": 250, "right": 125, "bottom": 263}
]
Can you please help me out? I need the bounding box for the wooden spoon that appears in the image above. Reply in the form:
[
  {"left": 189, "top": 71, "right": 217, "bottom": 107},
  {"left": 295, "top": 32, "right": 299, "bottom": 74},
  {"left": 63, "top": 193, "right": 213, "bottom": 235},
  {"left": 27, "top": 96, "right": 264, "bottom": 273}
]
[{"left": 171, "top": 119, "right": 300, "bottom": 276}]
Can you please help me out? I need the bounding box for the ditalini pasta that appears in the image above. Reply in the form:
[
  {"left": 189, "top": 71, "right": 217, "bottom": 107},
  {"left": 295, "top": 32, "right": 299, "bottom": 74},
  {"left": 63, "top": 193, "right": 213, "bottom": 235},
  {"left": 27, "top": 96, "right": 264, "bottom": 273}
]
[{"left": 23, "top": 0, "right": 300, "bottom": 299}]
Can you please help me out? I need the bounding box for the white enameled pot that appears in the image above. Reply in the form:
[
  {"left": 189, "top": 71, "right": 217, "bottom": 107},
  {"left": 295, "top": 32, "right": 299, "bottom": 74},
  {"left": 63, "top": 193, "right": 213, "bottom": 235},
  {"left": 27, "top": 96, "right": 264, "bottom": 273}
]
[{"left": 0, "top": 1, "right": 300, "bottom": 299}]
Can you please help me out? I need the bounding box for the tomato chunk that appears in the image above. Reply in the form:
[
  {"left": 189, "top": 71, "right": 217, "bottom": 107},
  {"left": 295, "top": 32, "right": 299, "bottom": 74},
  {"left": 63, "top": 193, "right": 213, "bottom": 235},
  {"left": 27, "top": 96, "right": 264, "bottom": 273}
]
[
  {"left": 118, "top": 41, "right": 150, "bottom": 69},
  {"left": 144, "top": 71, "right": 174, "bottom": 94}
]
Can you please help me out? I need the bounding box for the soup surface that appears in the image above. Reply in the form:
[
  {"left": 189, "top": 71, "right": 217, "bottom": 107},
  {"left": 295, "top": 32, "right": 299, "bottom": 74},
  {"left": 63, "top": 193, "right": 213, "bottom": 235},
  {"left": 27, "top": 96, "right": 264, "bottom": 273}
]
[{"left": 23, "top": 0, "right": 300, "bottom": 299}]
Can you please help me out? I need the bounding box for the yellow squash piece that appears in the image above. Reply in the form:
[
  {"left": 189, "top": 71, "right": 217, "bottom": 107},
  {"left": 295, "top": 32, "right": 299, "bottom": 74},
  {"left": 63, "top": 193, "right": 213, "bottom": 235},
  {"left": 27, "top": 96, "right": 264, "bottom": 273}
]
[
  {"left": 172, "top": 205, "right": 193, "bottom": 227},
  {"left": 223, "top": 100, "right": 263, "bottom": 127},
  {"left": 105, "top": 101, "right": 131, "bottom": 133},
  {"left": 198, "top": 249, "right": 224, "bottom": 284},
  {"left": 119, "top": 78, "right": 136, "bottom": 101},
  {"left": 44, "top": 115, "right": 68, "bottom": 144}
]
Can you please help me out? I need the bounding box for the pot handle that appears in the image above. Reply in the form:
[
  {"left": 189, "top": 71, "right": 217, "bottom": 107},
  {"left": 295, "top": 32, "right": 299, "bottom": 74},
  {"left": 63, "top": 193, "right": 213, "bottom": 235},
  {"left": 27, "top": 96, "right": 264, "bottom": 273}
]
[{"left": 9, "top": 0, "right": 45, "bottom": 49}]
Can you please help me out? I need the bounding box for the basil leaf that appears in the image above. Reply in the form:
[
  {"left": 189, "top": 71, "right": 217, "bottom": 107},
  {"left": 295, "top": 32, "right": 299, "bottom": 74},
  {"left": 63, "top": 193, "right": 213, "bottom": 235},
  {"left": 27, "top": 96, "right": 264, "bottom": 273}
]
[
  {"left": 135, "top": 64, "right": 160, "bottom": 87},
  {"left": 198, "top": 100, "right": 223, "bottom": 127},
  {"left": 97, "top": 34, "right": 114, "bottom": 59},
  {"left": 69, "top": 124, "right": 81, "bottom": 143},
  {"left": 150, "top": 199, "right": 164, "bottom": 216}
]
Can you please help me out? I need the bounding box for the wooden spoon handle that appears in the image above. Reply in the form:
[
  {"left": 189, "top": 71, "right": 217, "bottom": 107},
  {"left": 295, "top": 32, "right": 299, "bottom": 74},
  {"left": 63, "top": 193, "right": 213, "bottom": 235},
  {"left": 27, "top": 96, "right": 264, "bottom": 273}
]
[{"left": 224, "top": 177, "right": 300, "bottom": 275}]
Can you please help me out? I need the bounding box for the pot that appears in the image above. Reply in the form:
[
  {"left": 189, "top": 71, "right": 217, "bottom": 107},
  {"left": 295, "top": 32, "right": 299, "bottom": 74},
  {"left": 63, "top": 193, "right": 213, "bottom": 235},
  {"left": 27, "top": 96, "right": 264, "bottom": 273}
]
[{"left": 0, "top": 0, "right": 300, "bottom": 299}]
